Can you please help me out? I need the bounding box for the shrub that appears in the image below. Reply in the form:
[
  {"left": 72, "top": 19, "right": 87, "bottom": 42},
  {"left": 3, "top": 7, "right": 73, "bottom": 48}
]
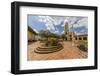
[
  {"left": 45, "top": 37, "right": 58, "bottom": 46},
  {"left": 78, "top": 43, "right": 87, "bottom": 51},
  {"left": 78, "top": 40, "right": 88, "bottom": 52}
]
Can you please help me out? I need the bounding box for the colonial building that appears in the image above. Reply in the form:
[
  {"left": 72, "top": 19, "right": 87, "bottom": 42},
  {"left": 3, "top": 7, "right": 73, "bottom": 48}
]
[
  {"left": 64, "top": 22, "right": 87, "bottom": 41},
  {"left": 75, "top": 34, "right": 88, "bottom": 41},
  {"left": 64, "top": 22, "right": 75, "bottom": 41},
  {"left": 28, "top": 26, "right": 37, "bottom": 41}
]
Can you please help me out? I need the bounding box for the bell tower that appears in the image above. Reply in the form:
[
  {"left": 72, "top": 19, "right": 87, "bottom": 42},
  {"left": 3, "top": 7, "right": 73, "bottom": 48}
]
[{"left": 64, "top": 22, "right": 69, "bottom": 35}]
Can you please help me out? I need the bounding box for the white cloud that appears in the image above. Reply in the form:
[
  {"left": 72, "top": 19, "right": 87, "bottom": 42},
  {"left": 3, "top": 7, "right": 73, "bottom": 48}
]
[
  {"left": 61, "top": 31, "right": 64, "bottom": 34},
  {"left": 54, "top": 30, "right": 59, "bottom": 33},
  {"left": 37, "top": 16, "right": 88, "bottom": 34},
  {"left": 38, "top": 16, "right": 57, "bottom": 32},
  {"left": 77, "top": 18, "right": 88, "bottom": 28}
]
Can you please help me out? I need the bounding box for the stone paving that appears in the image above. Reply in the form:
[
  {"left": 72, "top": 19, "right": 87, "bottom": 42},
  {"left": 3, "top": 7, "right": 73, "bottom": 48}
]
[{"left": 27, "top": 41, "right": 87, "bottom": 61}]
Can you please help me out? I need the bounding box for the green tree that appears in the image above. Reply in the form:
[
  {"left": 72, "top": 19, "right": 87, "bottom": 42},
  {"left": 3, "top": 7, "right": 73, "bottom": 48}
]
[{"left": 61, "top": 34, "right": 66, "bottom": 40}]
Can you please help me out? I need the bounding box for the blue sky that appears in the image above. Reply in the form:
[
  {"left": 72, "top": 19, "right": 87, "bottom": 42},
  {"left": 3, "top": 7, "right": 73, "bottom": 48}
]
[{"left": 28, "top": 15, "right": 88, "bottom": 35}]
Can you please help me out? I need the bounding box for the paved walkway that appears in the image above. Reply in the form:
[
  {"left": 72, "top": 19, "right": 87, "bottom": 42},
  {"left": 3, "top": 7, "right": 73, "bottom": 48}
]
[{"left": 27, "top": 41, "right": 87, "bottom": 61}]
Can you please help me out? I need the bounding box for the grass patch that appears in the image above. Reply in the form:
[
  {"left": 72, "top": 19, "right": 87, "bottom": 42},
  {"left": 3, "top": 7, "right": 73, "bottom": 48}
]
[{"left": 80, "top": 40, "right": 88, "bottom": 49}]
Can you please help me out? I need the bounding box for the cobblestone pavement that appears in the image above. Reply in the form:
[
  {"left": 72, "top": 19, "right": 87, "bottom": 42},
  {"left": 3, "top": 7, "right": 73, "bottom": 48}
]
[{"left": 27, "top": 41, "right": 87, "bottom": 61}]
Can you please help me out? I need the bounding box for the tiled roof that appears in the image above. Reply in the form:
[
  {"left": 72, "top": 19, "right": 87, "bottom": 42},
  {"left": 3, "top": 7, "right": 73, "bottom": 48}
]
[{"left": 28, "top": 26, "right": 37, "bottom": 34}]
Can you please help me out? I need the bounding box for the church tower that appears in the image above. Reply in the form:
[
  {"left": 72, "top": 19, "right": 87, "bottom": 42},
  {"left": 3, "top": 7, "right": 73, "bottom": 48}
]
[{"left": 64, "top": 22, "right": 69, "bottom": 35}]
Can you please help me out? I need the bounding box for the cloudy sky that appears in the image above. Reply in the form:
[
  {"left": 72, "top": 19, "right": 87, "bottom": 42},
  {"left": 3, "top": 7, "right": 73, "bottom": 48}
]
[{"left": 28, "top": 15, "right": 88, "bottom": 35}]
